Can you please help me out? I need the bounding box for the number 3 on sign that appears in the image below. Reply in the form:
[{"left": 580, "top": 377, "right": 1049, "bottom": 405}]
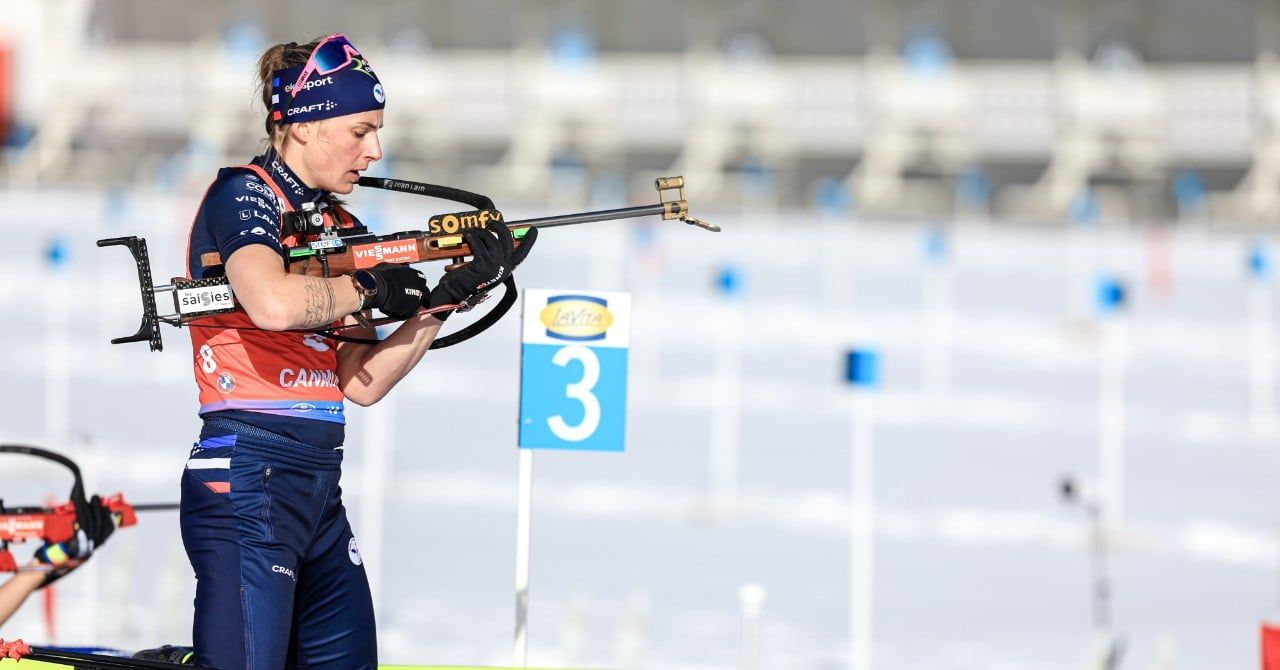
[
  {"left": 519, "top": 289, "right": 630, "bottom": 453},
  {"left": 547, "top": 345, "right": 600, "bottom": 441}
]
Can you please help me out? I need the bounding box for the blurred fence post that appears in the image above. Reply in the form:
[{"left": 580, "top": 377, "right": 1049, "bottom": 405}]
[
  {"left": 920, "top": 223, "right": 953, "bottom": 408},
  {"left": 43, "top": 236, "right": 70, "bottom": 450},
  {"left": 1095, "top": 275, "right": 1128, "bottom": 531},
  {"left": 1067, "top": 189, "right": 1101, "bottom": 324},
  {"left": 845, "top": 348, "right": 880, "bottom": 670},
  {"left": 1247, "top": 242, "right": 1276, "bottom": 440},
  {"left": 739, "top": 583, "right": 766, "bottom": 670},
  {"left": 709, "top": 264, "right": 745, "bottom": 517}
]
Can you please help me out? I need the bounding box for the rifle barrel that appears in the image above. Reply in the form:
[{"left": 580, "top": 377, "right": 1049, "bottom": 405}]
[
  {"left": 510, "top": 204, "right": 666, "bottom": 229},
  {"left": 131, "top": 503, "right": 181, "bottom": 512}
]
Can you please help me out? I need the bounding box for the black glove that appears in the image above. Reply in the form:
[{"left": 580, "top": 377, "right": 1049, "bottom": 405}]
[
  {"left": 354, "top": 264, "right": 428, "bottom": 320},
  {"left": 38, "top": 495, "right": 115, "bottom": 588},
  {"left": 75, "top": 494, "right": 116, "bottom": 553},
  {"left": 425, "top": 222, "right": 537, "bottom": 321}
]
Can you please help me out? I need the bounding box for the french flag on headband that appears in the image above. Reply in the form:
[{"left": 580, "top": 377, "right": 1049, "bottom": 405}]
[{"left": 271, "top": 58, "right": 385, "bottom": 125}]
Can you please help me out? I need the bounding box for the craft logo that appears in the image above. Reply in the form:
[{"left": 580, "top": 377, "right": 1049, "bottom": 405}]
[
  {"left": 428, "top": 209, "right": 504, "bottom": 235},
  {"left": 269, "top": 157, "right": 306, "bottom": 196},
  {"left": 287, "top": 100, "right": 339, "bottom": 117},
  {"left": 539, "top": 295, "right": 613, "bottom": 341},
  {"left": 272, "top": 564, "right": 296, "bottom": 581},
  {"left": 352, "top": 241, "right": 419, "bottom": 268}
]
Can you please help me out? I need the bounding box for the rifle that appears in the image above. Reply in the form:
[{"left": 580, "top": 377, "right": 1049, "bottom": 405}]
[
  {"left": 0, "top": 445, "right": 178, "bottom": 574},
  {"left": 100, "top": 175, "right": 718, "bottom": 352}
]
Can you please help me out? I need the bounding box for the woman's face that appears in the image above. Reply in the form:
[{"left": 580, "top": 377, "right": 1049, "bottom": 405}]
[{"left": 295, "top": 109, "right": 384, "bottom": 194}]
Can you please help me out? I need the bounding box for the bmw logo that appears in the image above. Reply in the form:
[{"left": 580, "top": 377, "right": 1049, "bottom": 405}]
[
  {"left": 217, "top": 372, "right": 235, "bottom": 393},
  {"left": 372, "top": 83, "right": 384, "bottom": 104}
]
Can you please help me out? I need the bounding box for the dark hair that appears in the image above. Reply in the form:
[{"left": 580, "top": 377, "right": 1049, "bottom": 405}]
[{"left": 255, "top": 39, "right": 323, "bottom": 141}]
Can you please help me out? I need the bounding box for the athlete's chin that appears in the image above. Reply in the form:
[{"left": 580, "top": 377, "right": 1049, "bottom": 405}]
[{"left": 329, "top": 180, "right": 356, "bottom": 195}]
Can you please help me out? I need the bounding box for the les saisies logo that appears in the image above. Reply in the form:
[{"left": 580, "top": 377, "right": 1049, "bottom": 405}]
[{"left": 539, "top": 295, "right": 614, "bottom": 341}]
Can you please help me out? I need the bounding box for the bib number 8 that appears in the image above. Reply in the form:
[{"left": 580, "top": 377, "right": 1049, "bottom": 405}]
[
  {"left": 547, "top": 345, "right": 600, "bottom": 442},
  {"left": 199, "top": 344, "right": 217, "bottom": 374}
]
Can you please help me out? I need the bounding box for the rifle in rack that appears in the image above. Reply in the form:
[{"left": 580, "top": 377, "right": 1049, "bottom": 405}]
[
  {"left": 0, "top": 445, "right": 177, "bottom": 574},
  {"left": 99, "top": 175, "right": 718, "bottom": 352}
]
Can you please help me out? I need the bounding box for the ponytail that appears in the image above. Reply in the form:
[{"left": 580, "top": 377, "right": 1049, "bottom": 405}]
[{"left": 255, "top": 39, "right": 321, "bottom": 142}]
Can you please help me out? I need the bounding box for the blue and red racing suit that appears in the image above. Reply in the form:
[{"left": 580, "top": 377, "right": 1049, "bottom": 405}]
[{"left": 179, "top": 152, "right": 377, "bottom": 670}]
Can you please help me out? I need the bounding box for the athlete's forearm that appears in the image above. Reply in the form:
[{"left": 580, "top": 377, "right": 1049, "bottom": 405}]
[
  {"left": 225, "top": 246, "right": 363, "bottom": 331},
  {"left": 253, "top": 274, "right": 363, "bottom": 331},
  {"left": 0, "top": 570, "right": 44, "bottom": 629},
  {"left": 338, "top": 311, "right": 444, "bottom": 406}
]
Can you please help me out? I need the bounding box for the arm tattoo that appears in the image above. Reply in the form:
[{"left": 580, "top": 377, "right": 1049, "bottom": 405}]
[{"left": 300, "top": 277, "right": 337, "bottom": 328}]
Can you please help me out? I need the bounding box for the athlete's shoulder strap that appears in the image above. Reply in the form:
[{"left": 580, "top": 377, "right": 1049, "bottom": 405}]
[{"left": 229, "top": 163, "right": 295, "bottom": 213}]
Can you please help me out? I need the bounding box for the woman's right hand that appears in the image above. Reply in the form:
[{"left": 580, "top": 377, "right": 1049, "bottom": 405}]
[{"left": 426, "top": 222, "right": 537, "bottom": 320}]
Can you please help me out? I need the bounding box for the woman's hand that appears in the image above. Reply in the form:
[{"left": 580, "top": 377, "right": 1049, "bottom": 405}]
[
  {"left": 426, "top": 222, "right": 538, "bottom": 320},
  {"left": 353, "top": 264, "right": 428, "bottom": 320}
]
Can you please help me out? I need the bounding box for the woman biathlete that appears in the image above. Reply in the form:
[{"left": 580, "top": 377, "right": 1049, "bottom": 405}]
[{"left": 179, "top": 35, "right": 535, "bottom": 669}]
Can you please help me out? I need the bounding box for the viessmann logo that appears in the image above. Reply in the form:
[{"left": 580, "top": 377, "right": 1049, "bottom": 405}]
[
  {"left": 0, "top": 517, "right": 43, "bottom": 536},
  {"left": 352, "top": 241, "right": 420, "bottom": 268},
  {"left": 539, "top": 295, "right": 613, "bottom": 342}
]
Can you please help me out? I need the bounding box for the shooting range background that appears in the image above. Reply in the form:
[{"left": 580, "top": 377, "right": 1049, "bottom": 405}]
[{"left": 3, "top": 1, "right": 1280, "bottom": 669}]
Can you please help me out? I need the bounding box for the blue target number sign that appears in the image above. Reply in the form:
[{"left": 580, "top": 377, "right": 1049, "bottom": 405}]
[{"left": 519, "top": 289, "right": 631, "bottom": 452}]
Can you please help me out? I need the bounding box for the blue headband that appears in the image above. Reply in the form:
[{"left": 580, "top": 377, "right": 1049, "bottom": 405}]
[{"left": 270, "top": 58, "right": 385, "bottom": 124}]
